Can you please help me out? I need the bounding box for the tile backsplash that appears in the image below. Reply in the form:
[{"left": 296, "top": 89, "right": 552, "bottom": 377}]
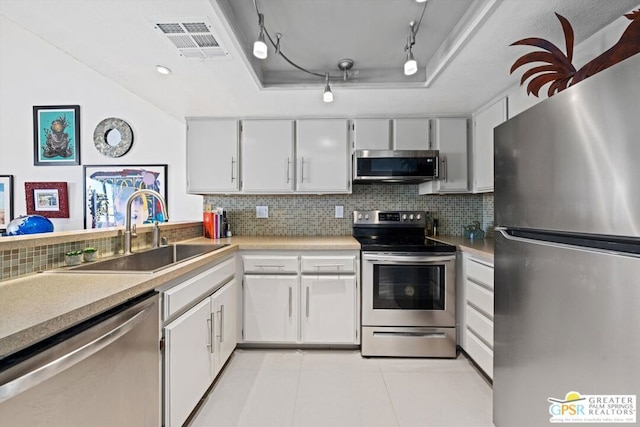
[
  {"left": 0, "top": 223, "right": 202, "bottom": 282},
  {"left": 204, "top": 184, "right": 490, "bottom": 237}
]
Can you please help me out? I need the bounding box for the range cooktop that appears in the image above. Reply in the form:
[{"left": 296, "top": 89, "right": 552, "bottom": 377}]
[{"left": 353, "top": 210, "right": 456, "bottom": 253}]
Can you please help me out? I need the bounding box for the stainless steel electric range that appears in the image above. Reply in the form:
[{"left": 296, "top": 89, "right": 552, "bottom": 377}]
[{"left": 353, "top": 210, "right": 457, "bottom": 358}]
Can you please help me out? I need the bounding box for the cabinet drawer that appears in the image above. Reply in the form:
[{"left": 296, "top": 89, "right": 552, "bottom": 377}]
[
  {"left": 466, "top": 258, "right": 494, "bottom": 289},
  {"left": 242, "top": 255, "right": 298, "bottom": 274},
  {"left": 466, "top": 304, "right": 493, "bottom": 348},
  {"left": 163, "top": 257, "right": 235, "bottom": 320},
  {"left": 466, "top": 279, "right": 494, "bottom": 318},
  {"left": 300, "top": 255, "right": 356, "bottom": 273},
  {"left": 465, "top": 329, "right": 493, "bottom": 379}
]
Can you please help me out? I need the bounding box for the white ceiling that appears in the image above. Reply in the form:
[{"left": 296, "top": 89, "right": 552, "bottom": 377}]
[{"left": 1, "top": 0, "right": 638, "bottom": 120}]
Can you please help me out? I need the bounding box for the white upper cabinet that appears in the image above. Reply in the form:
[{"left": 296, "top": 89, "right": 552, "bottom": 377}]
[
  {"left": 352, "top": 119, "right": 391, "bottom": 150},
  {"left": 296, "top": 119, "right": 351, "bottom": 193},
  {"left": 392, "top": 118, "right": 431, "bottom": 150},
  {"left": 186, "top": 119, "right": 239, "bottom": 193},
  {"left": 241, "top": 120, "right": 295, "bottom": 192},
  {"left": 472, "top": 97, "right": 508, "bottom": 193},
  {"left": 419, "top": 118, "right": 469, "bottom": 194}
]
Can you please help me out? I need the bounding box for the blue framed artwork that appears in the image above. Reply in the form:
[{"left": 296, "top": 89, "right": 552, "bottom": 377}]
[{"left": 33, "top": 105, "right": 81, "bottom": 166}]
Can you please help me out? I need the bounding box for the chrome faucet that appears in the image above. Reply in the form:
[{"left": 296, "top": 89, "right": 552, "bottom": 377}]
[{"left": 123, "top": 189, "right": 168, "bottom": 254}]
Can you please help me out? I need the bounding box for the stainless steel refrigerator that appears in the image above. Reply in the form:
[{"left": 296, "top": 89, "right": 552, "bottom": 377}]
[{"left": 494, "top": 54, "right": 640, "bottom": 426}]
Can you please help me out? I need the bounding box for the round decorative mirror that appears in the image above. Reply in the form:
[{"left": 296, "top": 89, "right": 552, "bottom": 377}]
[{"left": 93, "top": 118, "right": 133, "bottom": 157}]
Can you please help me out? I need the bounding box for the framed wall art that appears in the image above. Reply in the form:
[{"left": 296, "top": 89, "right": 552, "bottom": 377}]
[
  {"left": 33, "top": 105, "right": 81, "bottom": 166},
  {"left": 25, "top": 182, "right": 70, "bottom": 218},
  {"left": 83, "top": 164, "right": 168, "bottom": 229},
  {"left": 0, "top": 175, "right": 14, "bottom": 230}
]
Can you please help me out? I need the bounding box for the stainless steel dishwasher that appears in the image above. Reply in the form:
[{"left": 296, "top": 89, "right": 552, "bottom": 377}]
[{"left": 0, "top": 291, "right": 160, "bottom": 427}]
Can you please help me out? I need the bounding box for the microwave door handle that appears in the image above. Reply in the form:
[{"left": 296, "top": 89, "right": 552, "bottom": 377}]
[{"left": 441, "top": 157, "right": 447, "bottom": 182}]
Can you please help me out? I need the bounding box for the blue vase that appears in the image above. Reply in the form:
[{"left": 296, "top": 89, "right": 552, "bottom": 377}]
[{"left": 5, "top": 215, "right": 55, "bottom": 236}]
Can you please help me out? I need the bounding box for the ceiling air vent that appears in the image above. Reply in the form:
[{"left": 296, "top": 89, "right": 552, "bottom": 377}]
[{"left": 152, "top": 19, "right": 228, "bottom": 59}]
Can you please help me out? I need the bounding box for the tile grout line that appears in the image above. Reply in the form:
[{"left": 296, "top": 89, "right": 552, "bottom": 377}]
[
  {"left": 289, "top": 351, "right": 305, "bottom": 427},
  {"left": 377, "top": 361, "right": 402, "bottom": 427}
]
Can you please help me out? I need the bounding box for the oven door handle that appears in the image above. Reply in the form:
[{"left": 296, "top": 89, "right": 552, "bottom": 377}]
[{"left": 363, "top": 253, "right": 455, "bottom": 263}]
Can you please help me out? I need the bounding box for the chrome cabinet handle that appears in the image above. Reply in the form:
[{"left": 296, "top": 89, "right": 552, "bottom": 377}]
[
  {"left": 0, "top": 299, "right": 153, "bottom": 404},
  {"left": 209, "top": 313, "right": 215, "bottom": 354},
  {"left": 255, "top": 264, "right": 285, "bottom": 269},
  {"left": 219, "top": 305, "right": 225, "bottom": 343},
  {"left": 305, "top": 287, "right": 310, "bottom": 318},
  {"left": 207, "top": 316, "right": 212, "bottom": 352},
  {"left": 300, "top": 157, "right": 306, "bottom": 183},
  {"left": 231, "top": 157, "right": 236, "bottom": 182},
  {"left": 288, "top": 287, "right": 293, "bottom": 317},
  {"left": 286, "top": 157, "right": 291, "bottom": 183},
  {"left": 313, "top": 264, "right": 343, "bottom": 269}
]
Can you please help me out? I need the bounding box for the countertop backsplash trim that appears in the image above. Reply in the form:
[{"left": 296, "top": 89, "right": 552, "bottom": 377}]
[
  {"left": 0, "top": 223, "right": 202, "bottom": 282},
  {"left": 204, "top": 184, "right": 485, "bottom": 237}
]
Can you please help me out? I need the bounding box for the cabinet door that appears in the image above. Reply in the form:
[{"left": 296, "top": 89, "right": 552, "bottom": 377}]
[
  {"left": 392, "top": 118, "right": 430, "bottom": 150},
  {"left": 164, "top": 298, "right": 215, "bottom": 427},
  {"left": 243, "top": 275, "right": 299, "bottom": 343},
  {"left": 186, "top": 119, "right": 239, "bottom": 193},
  {"left": 296, "top": 119, "right": 350, "bottom": 193},
  {"left": 301, "top": 275, "right": 356, "bottom": 344},
  {"left": 473, "top": 97, "right": 507, "bottom": 193},
  {"left": 419, "top": 118, "right": 468, "bottom": 194},
  {"left": 241, "top": 120, "right": 295, "bottom": 192},
  {"left": 352, "top": 119, "right": 391, "bottom": 150},
  {"left": 212, "top": 279, "right": 237, "bottom": 369}
]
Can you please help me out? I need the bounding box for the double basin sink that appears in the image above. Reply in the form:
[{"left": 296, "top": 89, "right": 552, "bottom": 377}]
[{"left": 60, "top": 243, "right": 229, "bottom": 274}]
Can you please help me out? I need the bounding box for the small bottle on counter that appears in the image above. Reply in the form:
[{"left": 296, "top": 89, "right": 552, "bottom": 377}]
[
  {"left": 432, "top": 219, "right": 438, "bottom": 236},
  {"left": 221, "top": 211, "right": 229, "bottom": 238}
]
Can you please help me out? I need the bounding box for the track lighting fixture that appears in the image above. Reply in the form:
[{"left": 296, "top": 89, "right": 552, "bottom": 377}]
[
  {"left": 253, "top": 13, "right": 268, "bottom": 59},
  {"left": 250, "top": 0, "right": 426, "bottom": 101},
  {"left": 323, "top": 73, "right": 334, "bottom": 103},
  {"left": 404, "top": 21, "right": 418, "bottom": 76}
]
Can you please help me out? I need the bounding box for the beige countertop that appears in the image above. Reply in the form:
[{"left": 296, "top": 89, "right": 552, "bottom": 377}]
[
  {"left": 186, "top": 235, "right": 361, "bottom": 250},
  {"left": 431, "top": 235, "right": 494, "bottom": 260},
  {"left": 0, "top": 236, "right": 360, "bottom": 359}
]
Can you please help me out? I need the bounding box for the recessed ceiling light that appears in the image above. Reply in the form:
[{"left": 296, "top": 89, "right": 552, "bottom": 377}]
[
  {"left": 156, "top": 65, "right": 172, "bottom": 75},
  {"left": 416, "top": 0, "right": 427, "bottom": 3}
]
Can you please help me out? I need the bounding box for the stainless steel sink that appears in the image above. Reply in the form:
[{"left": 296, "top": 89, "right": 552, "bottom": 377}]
[{"left": 60, "top": 243, "right": 228, "bottom": 273}]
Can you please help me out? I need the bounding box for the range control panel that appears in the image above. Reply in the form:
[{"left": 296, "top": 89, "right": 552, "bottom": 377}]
[{"left": 353, "top": 210, "right": 427, "bottom": 227}]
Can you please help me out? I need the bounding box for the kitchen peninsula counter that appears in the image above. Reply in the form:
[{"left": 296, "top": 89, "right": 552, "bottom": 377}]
[{"left": 0, "top": 235, "right": 359, "bottom": 360}]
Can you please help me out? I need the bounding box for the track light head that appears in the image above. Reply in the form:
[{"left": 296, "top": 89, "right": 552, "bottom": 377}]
[
  {"left": 253, "top": 13, "right": 268, "bottom": 59},
  {"left": 404, "top": 50, "right": 418, "bottom": 76},
  {"left": 323, "top": 73, "right": 334, "bottom": 103},
  {"left": 404, "top": 22, "right": 418, "bottom": 76}
]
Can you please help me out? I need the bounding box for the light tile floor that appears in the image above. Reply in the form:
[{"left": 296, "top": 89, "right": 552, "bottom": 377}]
[{"left": 188, "top": 349, "right": 494, "bottom": 427}]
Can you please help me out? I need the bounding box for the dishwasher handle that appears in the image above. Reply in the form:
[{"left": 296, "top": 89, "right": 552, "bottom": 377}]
[{"left": 0, "top": 298, "right": 155, "bottom": 404}]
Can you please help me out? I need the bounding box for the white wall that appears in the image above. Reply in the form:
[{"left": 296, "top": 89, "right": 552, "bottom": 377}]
[{"left": 0, "top": 16, "right": 202, "bottom": 231}]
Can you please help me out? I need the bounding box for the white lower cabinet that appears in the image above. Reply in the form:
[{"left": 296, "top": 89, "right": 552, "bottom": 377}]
[
  {"left": 301, "top": 275, "right": 356, "bottom": 344},
  {"left": 241, "top": 252, "right": 359, "bottom": 345},
  {"left": 164, "top": 299, "right": 215, "bottom": 427},
  {"left": 161, "top": 259, "right": 237, "bottom": 427},
  {"left": 243, "top": 275, "right": 299, "bottom": 343},
  {"left": 461, "top": 254, "right": 494, "bottom": 379}
]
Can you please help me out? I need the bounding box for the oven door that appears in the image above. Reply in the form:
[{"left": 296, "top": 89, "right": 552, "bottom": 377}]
[{"left": 362, "top": 252, "right": 455, "bottom": 327}]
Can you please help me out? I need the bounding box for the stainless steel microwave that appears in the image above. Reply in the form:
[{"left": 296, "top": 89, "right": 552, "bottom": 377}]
[{"left": 354, "top": 150, "right": 439, "bottom": 183}]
